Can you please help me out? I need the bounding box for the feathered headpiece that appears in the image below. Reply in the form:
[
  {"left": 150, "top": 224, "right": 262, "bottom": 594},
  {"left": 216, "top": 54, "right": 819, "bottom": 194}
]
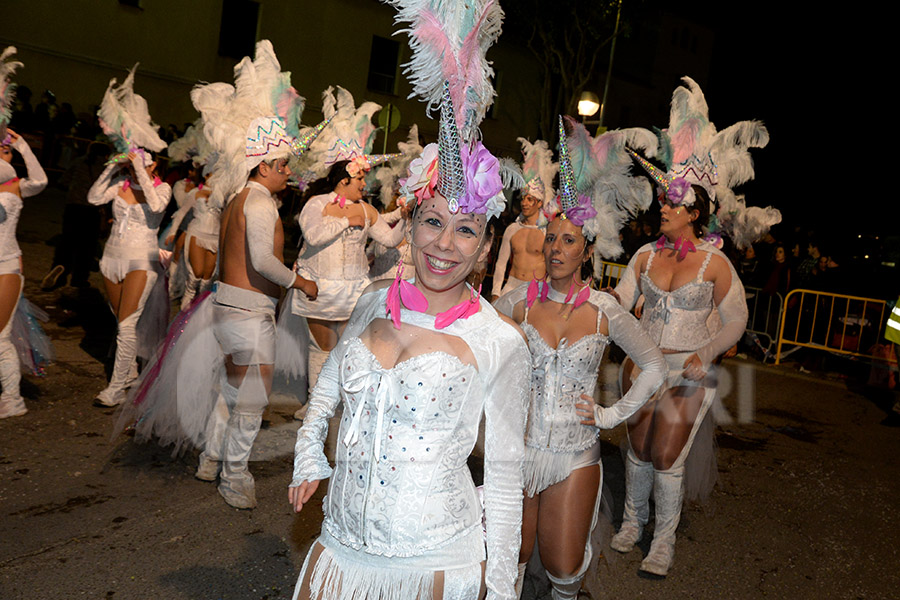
[
  {"left": 191, "top": 40, "right": 328, "bottom": 204},
  {"left": 97, "top": 63, "right": 167, "bottom": 166},
  {"left": 559, "top": 116, "right": 657, "bottom": 260},
  {"left": 517, "top": 137, "right": 557, "bottom": 207},
  {"left": 298, "top": 86, "right": 396, "bottom": 179},
  {"left": 0, "top": 47, "right": 22, "bottom": 144},
  {"left": 388, "top": 0, "right": 505, "bottom": 220},
  {"left": 630, "top": 76, "right": 777, "bottom": 248},
  {"left": 374, "top": 124, "right": 424, "bottom": 208}
]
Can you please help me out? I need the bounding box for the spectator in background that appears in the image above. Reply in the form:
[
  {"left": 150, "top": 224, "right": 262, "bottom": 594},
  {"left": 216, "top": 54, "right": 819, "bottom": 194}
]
[
  {"left": 32, "top": 90, "right": 56, "bottom": 133},
  {"left": 762, "top": 244, "right": 791, "bottom": 297},
  {"left": 738, "top": 244, "right": 762, "bottom": 287},
  {"left": 794, "top": 238, "right": 821, "bottom": 288},
  {"left": 41, "top": 142, "right": 110, "bottom": 290},
  {"left": 9, "top": 85, "right": 33, "bottom": 132}
]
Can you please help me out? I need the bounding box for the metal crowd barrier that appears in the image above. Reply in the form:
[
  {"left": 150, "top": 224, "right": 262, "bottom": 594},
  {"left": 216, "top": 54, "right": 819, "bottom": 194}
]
[
  {"left": 597, "top": 260, "right": 626, "bottom": 289},
  {"left": 775, "top": 289, "right": 891, "bottom": 364},
  {"left": 745, "top": 286, "right": 784, "bottom": 356}
]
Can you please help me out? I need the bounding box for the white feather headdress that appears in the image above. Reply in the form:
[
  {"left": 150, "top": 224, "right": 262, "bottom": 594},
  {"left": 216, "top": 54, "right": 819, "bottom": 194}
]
[
  {"left": 561, "top": 116, "right": 657, "bottom": 261},
  {"left": 632, "top": 76, "right": 777, "bottom": 249},
  {"left": 97, "top": 64, "right": 167, "bottom": 163},
  {"left": 517, "top": 137, "right": 558, "bottom": 206},
  {"left": 191, "top": 40, "right": 325, "bottom": 205},
  {"left": 386, "top": 0, "right": 506, "bottom": 219},
  {"left": 0, "top": 47, "right": 22, "bottom": 141},
  {"left": 374, "top": 124, "right": 423, "bottom": 207}
]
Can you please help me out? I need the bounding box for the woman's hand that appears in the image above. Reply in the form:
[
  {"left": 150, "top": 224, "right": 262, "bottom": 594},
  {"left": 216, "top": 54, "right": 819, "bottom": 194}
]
[
  {"left": 288, "top": 479, "right": 320, "bottom": 513},
  {"left": 682, "top": 353, "right": 706, "bottom": 381},
  {"left": 296, "top": 277, "right": 318, "bottom": 301},
  {"left": 5, "top": 128, "right": 20, "bottom": 144},
  {"left": 575, "top": 394, "right": 598, "bottom": 426}
]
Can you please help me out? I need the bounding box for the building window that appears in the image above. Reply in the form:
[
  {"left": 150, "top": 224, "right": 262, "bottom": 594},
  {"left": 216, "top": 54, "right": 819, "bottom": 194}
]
[
  {"left": 367, "top": 36, "right": 400, "bottom": 95},
  {"left": 219, "top": 0, "right": 259, "bottom": 60}
]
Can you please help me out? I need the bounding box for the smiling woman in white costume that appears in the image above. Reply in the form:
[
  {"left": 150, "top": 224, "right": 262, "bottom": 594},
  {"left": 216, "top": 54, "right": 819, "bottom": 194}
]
[{"left": 288, "top": 2, "right": 532, "bottom": 598}]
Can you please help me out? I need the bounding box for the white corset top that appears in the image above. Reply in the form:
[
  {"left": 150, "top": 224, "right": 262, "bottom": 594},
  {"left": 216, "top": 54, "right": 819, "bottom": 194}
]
[
  {"left": 107, "top": 194, "right": 165, "bottom": 255},
  {"left": 0, "top": 192, "right": 23, "bottom": 261},
  {"left": 187, "top": 190, "right": 221, "bottom": 236},
  {"left": 524, "top": 322, "right": 609, "bottom": 452},
  {"left": 296, "top": 192, "right": 370, "bottom": 281},
  {"left": 323, "top": 337, "right": 482, "bottom": 556},
  {"left": 640, "top": 249, "right": 715, "bottom": 351}
]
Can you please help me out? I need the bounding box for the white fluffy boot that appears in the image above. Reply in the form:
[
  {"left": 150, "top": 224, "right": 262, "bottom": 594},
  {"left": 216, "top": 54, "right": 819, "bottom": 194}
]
[
  {"left": 295, "top": 334, "right": 328, "bottom": 420},
  {"left": 196, "top": 384, "right": 237, "bottom": 481},
  {"left": 640, "top": 466, "right": 684, "bottom": 577},
  {"left": 180, "top": 264, "right": 199, "bottom": 311},
  {"left": 0, "top": 276, "right": 24, "bottom": 417},
  {"left": 218, "top": 368, "right": 268, "bottom": 509},
  {"left": 610, "top": 448, "right": 654, "bottom": 553}
]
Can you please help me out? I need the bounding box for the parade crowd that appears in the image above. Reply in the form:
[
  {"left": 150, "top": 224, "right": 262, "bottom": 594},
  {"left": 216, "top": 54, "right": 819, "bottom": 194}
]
[{"left": 9, "top": 1, "right": 887, "bottom": 598}]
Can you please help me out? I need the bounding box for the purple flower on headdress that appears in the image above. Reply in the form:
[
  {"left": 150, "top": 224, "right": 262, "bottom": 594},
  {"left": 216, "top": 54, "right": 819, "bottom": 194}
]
[
  {"left": 564, "top": 194, "right": 597, "bottom": 226},
  {"left": 458, "top": 141, "right": 502, "bottom": 214},
  {"left": 666, "top": 177, "right": 692, "bottom": 204}
]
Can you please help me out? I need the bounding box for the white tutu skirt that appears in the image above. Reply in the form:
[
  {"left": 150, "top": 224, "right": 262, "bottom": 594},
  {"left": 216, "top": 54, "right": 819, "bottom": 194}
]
[
  {"left": 117, "top": 292, "right": 224, "bottom": 455},
  {"left": 185, "top": 229, "right": 218, "bottom": 253},
  {"left": 11, "top": 297, "right": 54, "bottom": 376},
  {"left": 291, "top": 273, "right": 369, "bottom": 321}
]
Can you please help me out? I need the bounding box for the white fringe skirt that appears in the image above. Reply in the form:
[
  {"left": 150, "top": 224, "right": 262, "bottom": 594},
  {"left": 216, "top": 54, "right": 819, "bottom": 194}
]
[{"left": 293, "top": 528, "right": 485, "bottom": 600}]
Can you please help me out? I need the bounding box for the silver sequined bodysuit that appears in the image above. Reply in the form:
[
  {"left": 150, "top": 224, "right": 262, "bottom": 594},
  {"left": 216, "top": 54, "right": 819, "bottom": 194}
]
[
  {"left": 522, "top": 294, "right": 608, "bottom": 454},
  {"left": 640, "top": 247, "right": 715, "bottom": 352}
]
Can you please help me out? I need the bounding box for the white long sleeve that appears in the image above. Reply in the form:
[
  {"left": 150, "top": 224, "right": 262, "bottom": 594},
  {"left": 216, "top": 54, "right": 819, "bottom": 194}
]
[
  {"left": 130, "top": 158, "right": 171, "bottom": 213},
  {"left": 613, "top": 245, "right": 648, "bottom": 311},
  {"left": 694, "top": 261, "right": 748, "bottom": 366},
  {"left": 87, "top": 163, "right": 123, "bottom": 206},
  {"left": 593, "top": 295, "right": 665, "bottom": 429},
  {"left": 297, "top": 195, "right": 350, "bottom": 246},
  {"left": 11, "top": 137, "right": 47, "bottom": 199},
  {"left": 168, "top": 189, "right": 198, "bottom": 233},
  {"left": 243, "top": 190, "right": 296, "bottom": 288},
  {"left": 367, "top": 214, "right": 406, "bottom": 247}
]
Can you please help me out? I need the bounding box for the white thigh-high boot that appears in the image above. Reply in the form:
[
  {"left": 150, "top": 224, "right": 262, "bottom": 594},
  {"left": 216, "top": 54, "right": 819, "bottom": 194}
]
[
  {"left": 640, "top": 383, "right": 715, "bottom": 577},
  {"left": 196, "top": 383, "right": 238, "bottom": 481},
  {"left": 218, "top": 366, "right": 268, "bottom": 509},
  {"left": 167, "top": 256, "right": 181, "bottom": 301},
  {"left": 96, "top": 271, "right": 156, "bottom": 407},
  {"left": 0, "top": 276, "right": 25, "bottom": 419},
  {"left": 180, "top": 260, "right": 199, "bottom": 311},
  {"left": 640, "top": 466, "right": 683, "bottom": 576},
  {"left": 545, "top": 571, "right": 583, "bottom": 600},
  {"left": 610, "top": 448, "right": 654, "bottom": 552},
  {"left": 295, "top": 333, "right": 328, "bottom": 420},
  {"left": 514, "top": 563, "right": 527, "bottom": 599}
]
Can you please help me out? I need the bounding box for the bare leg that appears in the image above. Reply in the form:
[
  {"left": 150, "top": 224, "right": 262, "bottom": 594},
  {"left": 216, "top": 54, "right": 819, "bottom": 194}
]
[
  {"left": 537, "top": 465, "right": 601, "bottom": 600},
  {"left": 293, "top": 543, "right": 326, "bottom": 600}
]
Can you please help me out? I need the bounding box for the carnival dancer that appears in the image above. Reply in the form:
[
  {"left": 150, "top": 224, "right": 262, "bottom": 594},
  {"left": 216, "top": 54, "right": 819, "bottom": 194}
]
[
  {"left": 89, "top": 65, "right": 171, "bottom": 407},
  {"left": 288, "top": 2, "right": 529, "bottom": 597},
  {"left": 119, "top": 41, "right": 322, "bottom": 509},
  {"left": 491, "top": 137, "right": 556, "bottom": 300},
  {"left": 163, "top": 123, "right": 204, "bottom": 301},
  {"left": 283, "top": 85, "right": 407, "bottom": 416},
  {"left": 611, "top": 76, "right": 775, "bottom": 576},
  {"left": 495, "top": 117, "right": 664, "bottom": 599},
  {"left": 0, "top": 48, "right": 51, "bottom": 419}
]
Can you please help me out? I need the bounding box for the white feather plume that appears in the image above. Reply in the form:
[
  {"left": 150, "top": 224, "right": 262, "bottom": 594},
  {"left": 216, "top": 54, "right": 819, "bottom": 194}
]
[
  {"left": 373, "top": 124, "right": 424, "bottom": 207},
  {"left": 0, "top": 46, "right": 22, "bottom": 133},
  {"left": 517, "top": 137, "right": 558, "bottom": 205},
  {"left": 192, "top": 40, "right": 308, "bottom": 205},
  {"left": 387, "top": 0, "right": 503, "bottom": 143},
  {"left": 97, "top": 64, "right": 167, "bottom": 154}
]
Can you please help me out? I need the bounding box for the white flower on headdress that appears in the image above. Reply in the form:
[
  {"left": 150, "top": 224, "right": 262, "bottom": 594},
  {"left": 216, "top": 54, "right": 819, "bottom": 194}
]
[
  {"left": 400, "top": 143, "right": 439, "bottom": 205},
  {"left": 345, "top": 155, "right": 372, "bottom": 177}
]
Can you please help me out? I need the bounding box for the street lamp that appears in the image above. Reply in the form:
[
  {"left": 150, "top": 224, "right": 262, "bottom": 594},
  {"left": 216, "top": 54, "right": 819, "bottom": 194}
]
[{"left": 577, "top": 91, "right": 600, "bottom": 121}]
